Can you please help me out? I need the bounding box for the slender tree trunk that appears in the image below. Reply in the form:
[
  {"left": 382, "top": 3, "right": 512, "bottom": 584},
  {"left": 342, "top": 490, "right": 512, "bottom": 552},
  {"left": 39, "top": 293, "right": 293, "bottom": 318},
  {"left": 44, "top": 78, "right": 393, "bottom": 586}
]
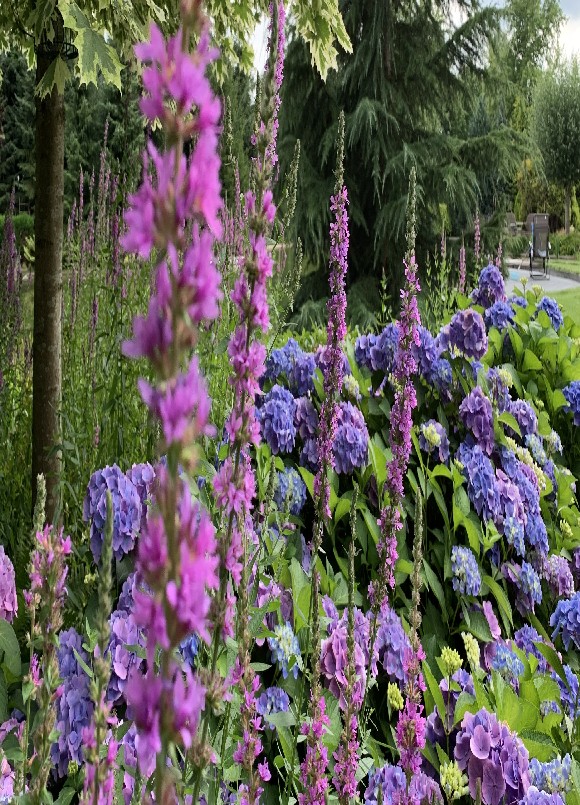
[
  {"left": 32, "top": 51, "right": 65, "bottom": 522},
  {"left": 565, "top": 186, "right": 571, "bottom": 235}
]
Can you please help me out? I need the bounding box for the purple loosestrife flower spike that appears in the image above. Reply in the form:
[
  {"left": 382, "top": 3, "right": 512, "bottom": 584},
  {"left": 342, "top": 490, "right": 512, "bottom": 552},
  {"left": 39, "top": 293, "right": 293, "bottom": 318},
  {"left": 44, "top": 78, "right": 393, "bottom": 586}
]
[
  {"left": 122, "top": 7, "right": 222, "bottom": 797},
  {"left": 459, "top": 240, "right": 467, "bottom": 295},
  {"left": 474, "top": 210, "right": 481, "bottom": 266}
]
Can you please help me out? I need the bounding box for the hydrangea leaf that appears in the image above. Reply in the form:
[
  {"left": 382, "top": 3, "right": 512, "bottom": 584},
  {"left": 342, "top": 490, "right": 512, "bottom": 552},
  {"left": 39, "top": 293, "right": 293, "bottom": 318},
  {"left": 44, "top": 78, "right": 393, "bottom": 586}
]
[
  {"left": 59, "top": 0, "right": 122, "bottom": 90},
  {"left": 483, "top": 575, "right": 513, "bottom": 629},
  {"left": 522, "top": 348, "right": 543, "bottom": 372},
  {"left": 422, "top": 660, "right": 446, "bottom": 721},
  {"left": 0, "top": 621, "right": 20, "bottom": 678}
]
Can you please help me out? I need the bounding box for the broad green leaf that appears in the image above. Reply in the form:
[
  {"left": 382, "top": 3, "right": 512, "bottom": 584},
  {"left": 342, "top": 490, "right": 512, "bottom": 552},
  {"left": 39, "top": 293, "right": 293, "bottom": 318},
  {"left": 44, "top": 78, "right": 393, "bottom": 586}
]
[
  {"left": 454, "top": 691, "right": 477, "bottom": 725},
  {"left": 483, "top": 575, "right": 513, "bottom": 629},
  {"left": 465, "top": 611, "right": 492, "bottom": 643},
  {"left": 0, "top": 621, "right": 20, "bottom": 677},
  {"left": 497, "top": 412, "right": 521, "bottom": 438},
  {"left": 520, "top": 730, "right": 558, "bottom": 762},
  {"left": 522, "top": 348, "right": 543, "bottom": 372},
  {"left": 534, "top": 642, "right": 567, "bottom": 687},
  {"left": 267, "top": 710, "right": 296, "bottom": 729},
  {"left": 423, "top": 661, "right": 446, "bottom": 720},
  {"left": 60, "top": 1, "right": 122, "bottom": 90},
  {"left": 423, "top": 560, "right": 446, "bottom": 618},
  {"left": 36, "top": 56, "right": 71, "bottom": 97}
]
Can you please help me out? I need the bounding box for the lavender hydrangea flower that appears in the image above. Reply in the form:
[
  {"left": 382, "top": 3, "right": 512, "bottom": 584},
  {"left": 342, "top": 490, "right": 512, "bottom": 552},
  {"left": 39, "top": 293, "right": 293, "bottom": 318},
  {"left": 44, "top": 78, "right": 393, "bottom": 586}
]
[
  {"left": 107, "top": 608, "right": 145, "bottom": 705},
  {"left": 562, "top": 381, "right": 580, "bottom": 426},
  {"left": 294, "top": 396, "right": 318, "bottom": 440},
  {"left": 256, "top": 687, "right": 290, "bottom": 729},
  {"left": 449, "top": 308, "right": 488, "bottom": 360},
  {"left": 257, "top": 384, "right": 297, "bottom": 454},
  {"left": 432, "top": 357, "right": 453, "bottom": 397},
  {"left": 472, "top": 264, "right": 506, "bottom": 309},
  {"left": 0, "top": 547, "right": 17, "bottom": 623},
  {"left": 364, "top": 764, "right": 443, "bottom": 805},
  {"left": 426, "top": 669, "right": 475, "bottom": 746},
  {"left": 486, "top": 368, "right": 511, "bottom": 412},
  {"left": 51, "top": 672, "right": 93, "bottom": 777},
  {"left": 57, "top": 628, "right": 88, "bottom": 679},
  {"left": 451, "top": 546, "right": 481, "bottom": 596},
  {"left": 320, "top": 620, "right": 367, "bottom": 708},
  {"left": 332, "top": 402, "right": 369, "bottom": 474},
  {"left": 264, "top": 347, "right": 289, "bottom": 381},
  {"left": 179, "top": 634, "right": 200, "bottom": 668},
  {"left": 485, "top": 301, "right": 514, "bottom": 331},
  {"left": 274, "top": 466, "right": 307, "bottom": 515},
  {"left": 554, "top": 665, "right": 580, "bottom": 720},
  {"left": 454, "top": 708, "right": 530, "bottom": 805},
  {"left": 508, "top": 400, "right": 538, "bottom": 438},
  {"left": 551, "top": 592, "right": 580, "bottom": 650},
  {"left": 457, "top": 442, "right": 499, "bottom": 522},
  {"left": 519, "top": 788, "right": 564, "bottom": 805},
  {"left": 83, "top": 464, "right": 142, "bottom": 563},
  {"left": 536, "top": 297, "right": 564, "bottom": 331},
  {"left": 300, "top": 438, "right": 319, "bottom": 472},
  {"left": 543, "top": 555, "right": 574, "bottom": 599},
  {"left": 503, "top": 561, "right": 542, "bottom": 616},
  {"left": 459, "top": 387, "right": 495, "bottom": 455},
  {"left": 412, "top": 326, "right": 440, "bottom": 381},
  {"left": 268, "top": 622, "right": 301, "bottom": 679},
  {"left": 419, "top": 419, "right": 450, "bottom": 464}
]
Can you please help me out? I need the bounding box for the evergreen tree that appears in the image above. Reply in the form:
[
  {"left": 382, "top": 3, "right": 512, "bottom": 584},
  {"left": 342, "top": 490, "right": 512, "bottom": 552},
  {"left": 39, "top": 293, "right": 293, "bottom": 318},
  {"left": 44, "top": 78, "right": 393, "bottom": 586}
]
[
  {"left": 0, "top": 52, "right": 35, "bottom": 211},
  {"left": 279, "top": 0, "right": 523, "bottom": 293}
]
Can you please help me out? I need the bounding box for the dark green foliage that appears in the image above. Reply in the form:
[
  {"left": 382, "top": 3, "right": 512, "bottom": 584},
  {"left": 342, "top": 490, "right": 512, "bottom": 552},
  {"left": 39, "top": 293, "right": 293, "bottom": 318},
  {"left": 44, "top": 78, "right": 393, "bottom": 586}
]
[
  {"left": 0, "top": 213, "right": 34, "bottom": 250},
  {"left": 0, "top": 52, "right": 35, "bottom": 212},
  {"left": 279, "top": 0, "right": 524, "bottom": 295}
]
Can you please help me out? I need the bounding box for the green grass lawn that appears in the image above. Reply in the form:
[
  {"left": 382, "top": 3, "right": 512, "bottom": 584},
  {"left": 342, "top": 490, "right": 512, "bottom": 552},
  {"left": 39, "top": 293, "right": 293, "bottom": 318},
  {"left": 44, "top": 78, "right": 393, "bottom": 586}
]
[
  {"left": 550, "top": 258, "right": 580, "bottom": 275},
  {"left": 553, "top": 287, "right": 580, "bottom": 323}
]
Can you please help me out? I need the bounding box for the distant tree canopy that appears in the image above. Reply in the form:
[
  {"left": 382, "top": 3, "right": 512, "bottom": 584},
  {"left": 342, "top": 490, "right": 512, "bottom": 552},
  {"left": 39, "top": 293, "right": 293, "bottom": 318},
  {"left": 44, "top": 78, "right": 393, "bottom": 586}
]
[
  {"left": 279, "top": 0, "right": 526, "bottom": 294},
  {"left": 532, "top": 58, "right": 580, "bottom": 234}
]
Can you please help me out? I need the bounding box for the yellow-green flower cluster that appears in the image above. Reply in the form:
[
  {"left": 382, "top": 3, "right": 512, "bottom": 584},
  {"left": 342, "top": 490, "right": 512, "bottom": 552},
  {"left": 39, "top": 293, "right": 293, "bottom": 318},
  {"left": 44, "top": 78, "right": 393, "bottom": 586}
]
[
  {"left": 387, "top": 682, "right": 404, "bottom": 711},
  {"left": 462, "top": 632, "right": 480, "bottom": 669},
  {"left": 440, "top": 761, "right": 469, "bottom": 801},
  {"left": 440, "top": 646, "right": 462, "bottom": 677}
]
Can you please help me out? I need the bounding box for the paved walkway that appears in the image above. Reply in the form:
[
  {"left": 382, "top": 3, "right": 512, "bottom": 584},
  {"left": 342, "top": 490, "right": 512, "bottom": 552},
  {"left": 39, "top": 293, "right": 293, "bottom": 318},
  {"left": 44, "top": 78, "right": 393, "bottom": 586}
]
[{"left": 505, "top": 264, "right": 579, "bottom": 296}]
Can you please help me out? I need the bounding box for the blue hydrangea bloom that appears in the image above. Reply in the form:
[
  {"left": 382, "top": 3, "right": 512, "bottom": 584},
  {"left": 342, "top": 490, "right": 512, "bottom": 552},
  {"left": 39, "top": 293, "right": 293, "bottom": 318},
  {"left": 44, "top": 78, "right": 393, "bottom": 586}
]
[
  {"left": 274, "top": 466, "right": 307, "bottom": 516},
  {"left": 355, "top": 333, "right": 377, "bottom": 371},
  {"left": 514, "top": 625, "right": 548, "bottom": 673},
  {"left": 370, "top": 324, "right": 399, "bottom": 374},
  {"left": 472, "top": 264, "right": 506, "bottom": 309},
  {"left": 300, "top": 437, "right": 319, "bottom": 472},
  {"left": 333, "top": 402, "right": 369, "bottom": 474},
  {"left": 485, "top": 301, "right": 514, "bottom": 331},
  {"left": 294, "top": 396, "right": 318, "bottom": 440},
  {"left": 562, "top": 381, "right": 580, "bottom": 426},
  {"left": 529, "top": 754, "right": 571, "bottom": 794},
  {"left": 457, "top": 442, "right": 499, "bottom": 522},
  {"left": 84, "top": 464, "right": 142, "bottom": 563},
  {"left": 554, "top": 665, "right": 580, "bottom": 720},
  {"left": 492, "top": 644, "right": 524, "bottom": 683},
  {"left": 525, "top": 434, "right": 547, "bottom": 466},
  {"left": 412, "top": 326, "right": 440, "bottom": 381},
  {"left": 364, "top": 764, "right": 441, "bottom": 805},
  {"left": 258, "top": 385, "right": 297, "bottom": 454},
  {"left": 256, "top": 686, "right": 290, "bottom": 729},
  {"left": 57, "top": 628, "right": 88, "bottom": 679},
  {"left": 126, "top": 462, "right": 155, "bottom": 532},
  {"left": 451, "top": 546, "right": 481, "bottom": 596},
  {"left": 486, "top": 367, "right": 512, "bottom": 411},
  {"left": 432, "top": 357, "right": 453, "bottom": 397},
  {"left": 459, "top": 386, "right": 494, "bottom": 455},
  {"left": 179, "top": 634, "right": 200, "bottom": 668},
  {"left": 551, "top": 592, "right": 580, "bottom": 651},
  {"left": 268, "top": 622, "right": 301, "bottom": 679},
  {"left": 374, "top": 606, "right": 411, "bottom": 683},
  {"left": 288, "top": 351, "right": 316, "bottom": 395},
  {"left": 536, "top": 296, "right": 564, "bottom": 331},
  {"left": 264, "top": 347, "right": 289, "bottom": 381},
  {"left": 510, "top": 294, "right": 528, "bottom": 309},
  {"left": 51, "top": 639, "right": 93, "bottom": 777}
]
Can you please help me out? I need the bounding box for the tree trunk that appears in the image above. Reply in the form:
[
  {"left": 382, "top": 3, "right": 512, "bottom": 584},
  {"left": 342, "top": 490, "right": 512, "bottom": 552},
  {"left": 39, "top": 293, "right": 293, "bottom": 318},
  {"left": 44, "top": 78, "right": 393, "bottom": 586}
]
[
  {"left": 32, "top": 51, "right": 65, "bottom": 523},
  {"left": 565, "top": 186, "right": 571, "bottom": 235}
]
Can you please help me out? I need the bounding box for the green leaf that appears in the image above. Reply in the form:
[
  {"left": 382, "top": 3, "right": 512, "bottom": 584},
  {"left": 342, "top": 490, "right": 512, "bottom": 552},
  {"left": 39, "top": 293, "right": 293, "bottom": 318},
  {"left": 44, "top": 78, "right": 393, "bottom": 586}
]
[
  {"left": 522, "top": 348, "right": 543, "bottom": 372},
  {"left": 423, "top": 559, "right": 447, "bottom": 619},
  {"left": 483, "top": 575, "right": 513, "bottom": 629},
  {"left": 454, "top": 691, "right": 477, "bottom": 725},
  {"left": 60, "top": 0, "right": 122, "bottom": 90},
  {"left": 423, "top": 661, "right": 446, "bottom": 720},
  {"left": 0, "top": 621, "right": 21, "bottom": 677},
  {"left": 54, "top": 789, "right": 77, "bottom": 805},
  {"left": 520, "top": 730, "right": 558, "bottom": 762},
  {"left": 464, "top": 611, "right": 492, "bottom": 643},
  {"left": 36, "top": 55, "right": 71, "bottom": 97},
  {"left": 266, "top": 710, "right": 296, "bottom": 729},
  {"left": 534, "top": 642, "right": 568, "bottom": 686},
  {"left": 497, "top": 411, "right": 521, "bottom": 438}
]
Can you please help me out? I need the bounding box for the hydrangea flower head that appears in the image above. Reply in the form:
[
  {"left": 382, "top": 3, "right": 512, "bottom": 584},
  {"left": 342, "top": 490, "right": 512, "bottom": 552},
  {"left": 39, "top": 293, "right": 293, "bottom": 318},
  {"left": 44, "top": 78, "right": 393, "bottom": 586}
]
[
  {"left": 529, "top": 754, "right": 571, "bottom": 794},
  {"left": 274, "top": 466, "right": 307, "bottom": 516},
  {"left": 288, "top": 351, "right": 316, "bottom": 396},
  {"left": 257, "top": 385, "right": 296, "bottom": 454},
  {"left": 459, "top": 387, "right": 494, "bottom": 454},
  {"left": 84, "top": 464, "right": 142, "bottom": 563},
  {"left": 256, "top": 686, "right": 290, "bottom": 729},
  {"left": 374, "top": 605, "right": 411, "bottom": 682},
  {"left": 485, "top": 301, "right": 514, "bottom": 331},
  {"left": 451, "top": 546, "right": 481, "bottom": 596},
  {"left": 509, "top": 400, "right": 538, "bottom": 438},
  {"left": 457, "top": 441, "right": 499, "bottom": 522},
  {"left": 448, "top": 308, "right": 488, "bottom": 359},
  {"left": 491, "top": 644, "right": 524, "bottom": 686},
  {"left": 536, "top": 297, "right": 564, "bottom": 331},
  {"left": 0, "top": 547, "right": 17, "bottom": 623},
  {"left": 419, "top": 419, "right": 450, "bottom": 463},
  {"left": 551, "top": 591, "right": 580, "bottom": 651},
  {"left": 268, "top": 622, "right": 301, "bottom": 679},
  {"left": 472, "top": 264, "right": 506, "bottom": 309},
  {"left": 562, "top": 381, "right": 580, "bottom": 426},
  {"left": 332, "top": 401, "right": 369, "bottom": 474}
]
